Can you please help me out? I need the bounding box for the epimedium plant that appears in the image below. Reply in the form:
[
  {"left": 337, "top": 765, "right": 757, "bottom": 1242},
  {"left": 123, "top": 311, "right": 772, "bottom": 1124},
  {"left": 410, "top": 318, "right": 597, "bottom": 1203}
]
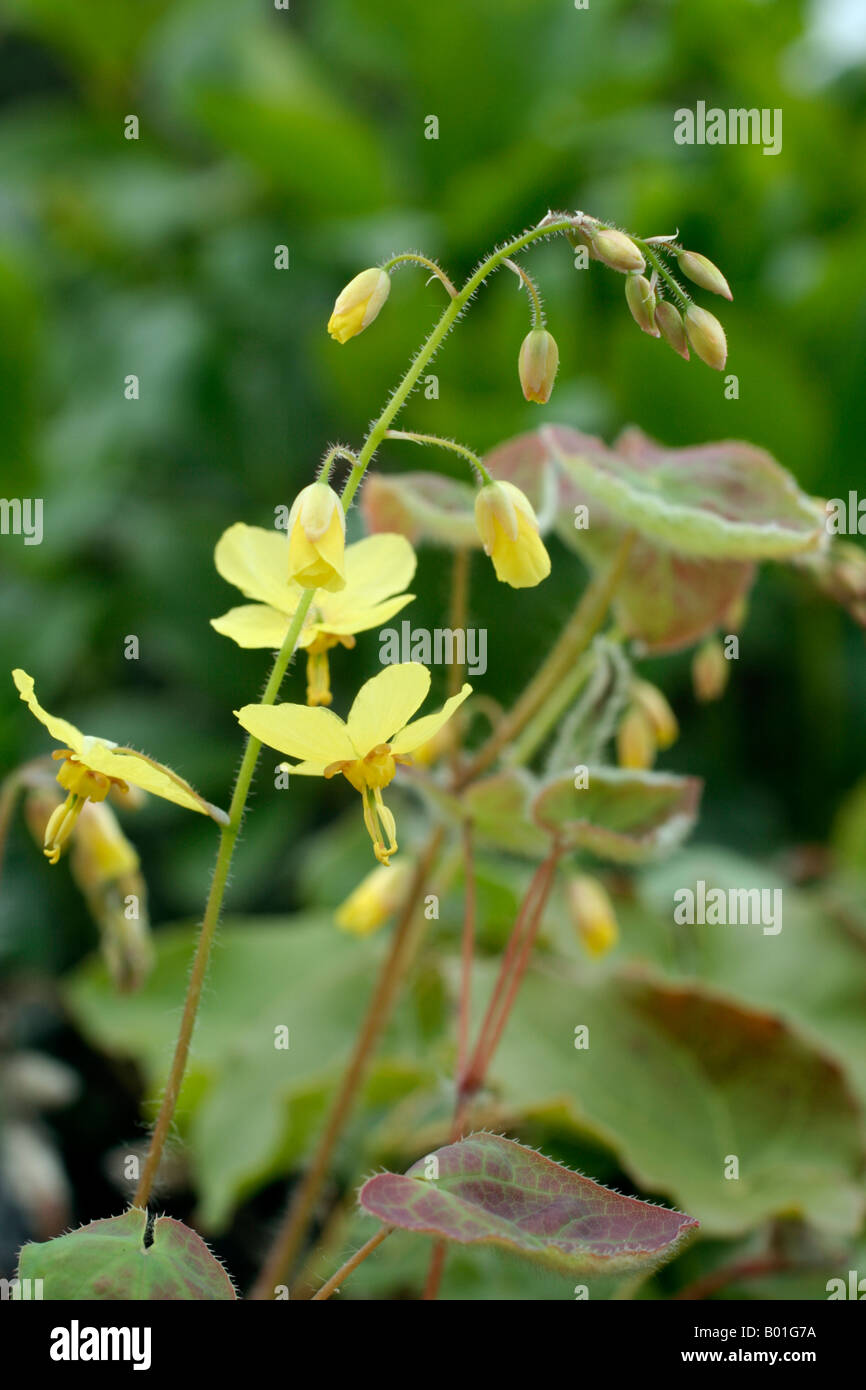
[{"left": 4, "top": 207, "right": 847, "bottom": 1301}]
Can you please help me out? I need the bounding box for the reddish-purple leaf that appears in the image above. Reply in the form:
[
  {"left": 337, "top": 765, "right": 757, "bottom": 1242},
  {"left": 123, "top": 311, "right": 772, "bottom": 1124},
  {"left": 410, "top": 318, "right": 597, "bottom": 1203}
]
[{"left": 359, "top": 1133, "right": 697, "bottom": 1276}]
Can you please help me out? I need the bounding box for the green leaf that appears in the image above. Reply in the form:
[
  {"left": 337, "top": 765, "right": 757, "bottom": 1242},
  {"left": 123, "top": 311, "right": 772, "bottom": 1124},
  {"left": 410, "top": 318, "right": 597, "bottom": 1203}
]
[
  {"left": 489, "top": 964, "right": 866, "bottom": 1237},
  {"left": 544, "top": 424, "right": 825, "bottom": 561},
  {"left": 17, "top": 1208, "right": 236, "bottom": 1300},
  {"left": 64, "top": 917, "right": 439, "bottom": 1230},
  {"left": 532, "top": 766, "right": 702, "bottom": 864},
  {"left": 359, "top": 1132, "right": 697, "bottom": 1276}
]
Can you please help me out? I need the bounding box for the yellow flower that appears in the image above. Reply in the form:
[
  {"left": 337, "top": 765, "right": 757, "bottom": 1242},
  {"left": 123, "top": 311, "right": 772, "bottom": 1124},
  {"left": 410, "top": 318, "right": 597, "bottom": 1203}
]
[
  {"left": 212, "top": 526, "right": 417, "bottom": 706},
  {"left": 327, "top": 268, "right": 391, "bottom": 344},
  {"left": 568, "top": 874, "right": 619, "bottom": 958},
  {"left": 335, "top": 860, "right": 412, "bottom": 935},
  {"left": 474, "top": 480, "right": 551, "bottom": 589},
  {"left": 236, "top": 663, "right": 471, "bottom": 866},
  {"left": 287, "top": 481, "right": 347, "bottom": 592},
  {"left": 12, "top": 670, "right": 228, "bottom": 864}
]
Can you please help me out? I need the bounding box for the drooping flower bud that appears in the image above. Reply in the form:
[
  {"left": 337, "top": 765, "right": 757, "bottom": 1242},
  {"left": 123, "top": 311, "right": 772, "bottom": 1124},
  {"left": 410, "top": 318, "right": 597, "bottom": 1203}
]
[
  {"left": 655, "top": 301, "right": 690, "bottom": 360},
  {"left": 568, "top": 874, "right": 619, "bottom": 958},
  {"left": 589, "top": 227, "right": 645, "bottom": 274},
  {"left": 287, "top": 481, "right": 346, "bottom": 592},
  {"left": 474, "top": 480, "right": 551, "bottom": 589},
  {"left": 335, "top": 861, "right": 413, "bottom": 935},
  {"left": 327, "top": 268, "right": 391, "bottom": 344},
  {"left": 625, "top": 274, "right": 658, "bottom": 336},
  {"left": 617, "top": 703, "right": 656, "bottom": 770},
  {"left": 518, "top": 328, "right": 559, "bottom": 403},
  {"left": 631, "top": 679, "right": 678, "bottom": 750},
  {"left": 684, "top": 304, "right": 727, "bottom": 371},
  {"left": 676, "top": 250, "right": 732, "bottom": 301},
  {"left": 692, "top": 637, "right": 730, "bottom": 703}
]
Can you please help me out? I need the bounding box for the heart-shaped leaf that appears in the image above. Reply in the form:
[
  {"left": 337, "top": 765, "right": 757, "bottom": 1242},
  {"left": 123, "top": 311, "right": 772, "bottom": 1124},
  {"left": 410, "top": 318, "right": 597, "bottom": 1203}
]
[
  {"left": 544, "top": 423, "right": 825, "bottom": 561},
  {"left": 490, "top": 966, "right": 866, "bottom": 1237},
  {"left": 359, "top": 1133, "right": 697, "bottom": 1276},
  {"left": 65, "top": 916, "right": 439, "bottom": 1231},
  {"left": 17, "top": 1208, "right": 236, "bottom": 1300},
  {"left": 533, "top": 766, "right": 702, "bottom": 863}
]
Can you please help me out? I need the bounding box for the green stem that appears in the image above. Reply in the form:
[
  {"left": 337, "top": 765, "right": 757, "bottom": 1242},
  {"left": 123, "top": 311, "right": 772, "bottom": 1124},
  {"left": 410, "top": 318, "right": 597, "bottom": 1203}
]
[
  {"left": 506, "top": 650, "right": 594, "bottom": 768},
  {"left": 384, "top": 429, "right": 492, "bottom": 486},
  {"left": 503, "top": 257, "right": 544, "bottom": 328},
  {"left": 633, "top": 238, "right": 691, "bottom": 310},
  {"left": 133, "top": 589, "right": 315, "bottom": 1209},
  {"left": 382, "top": 253, "right": 458, "bottom": 299},
  {"left": 341, "top": 217, "right": 575, "bottom": 511}
]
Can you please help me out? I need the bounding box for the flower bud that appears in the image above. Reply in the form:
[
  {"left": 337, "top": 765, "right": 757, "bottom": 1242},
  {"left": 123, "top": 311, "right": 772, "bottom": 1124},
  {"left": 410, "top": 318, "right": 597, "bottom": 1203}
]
[
  {"left": 327, "top": 268, "right": 391, "bottom": 344},
  {"left": 654, "top": 301, "right": 690, "bottom": 360},
  {"left": 518, "top": 328, "right": 559, "bottom": 404},
  {"left": 692, "top": 637, "right": 730, "bottom": 703},
  {"left": 677, "top": 250, "right": 732, "bottom": 301},
  {"left": 568, "top": 874, "right": 619, "bottom": 958},
  {"left": 625, "top": 274, "right": 658, "bottom": 336},
  {"left": 684, "top": 304, "right": 727, "bottom": 371},
  {"left": 474, "top": 480, "right": 551, "bottom": 589},
  {"left": 287, "top": 481, "right": 346, "bottom": 592},
  {"left": 617, "top": 704, "right": 656, "bottom": 770},
  {"left": 631, "top": 679, "right": 678, "bottom": 750},
  {"left": 335, "top": 861, "right": 412, "bottom": 935},
  {"left": 589, "top": 227, "right": 645, "bottom": 274}
]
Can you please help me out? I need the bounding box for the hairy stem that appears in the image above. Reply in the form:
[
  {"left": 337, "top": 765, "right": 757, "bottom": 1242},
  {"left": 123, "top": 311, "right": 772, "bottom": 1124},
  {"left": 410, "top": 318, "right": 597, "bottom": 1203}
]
[
  {"left": 133, "top": 590, "right": 315, "bottom": 1208},
  {"left": 310, "top": 1225, "right": 394, "bottom": 1301}
]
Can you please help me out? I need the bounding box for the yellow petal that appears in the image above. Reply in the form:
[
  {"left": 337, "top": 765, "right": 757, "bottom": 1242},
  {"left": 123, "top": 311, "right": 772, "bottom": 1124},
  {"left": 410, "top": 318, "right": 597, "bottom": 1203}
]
[
  {"left": 12, "top": 669, "right": 84, "bottom": 752},
  {"left": 82, "top": 745, "right": 228, "bottom": 823},
  {"left": 277, "top": 759, "right": 329, "bottom": 777},
  {"left": 317, "top": 593, "right": 415, "bottom": 637},
  {"left": 211, "top": 604, "right": 293, "bottom": 650},
  {"left": 288, "top": 509, "right": 346, "bottom": 592},
  {"left": 391, "top": 683, "right": 472, "bottom": 755},
  {"left": 490, "top": 514, "right": 551, "bottom": 588},
  {"left": 236, "top": 702, "right": 355, "bottom": 765},
  {"left": 346, "top": 662, "right": 430, "bottom": 754},
  {"left": 321, "top": 534, "right": 417, "bottom": 615},
  {"left": 215, "top": 523, "right": 300, "bottom": 613}
]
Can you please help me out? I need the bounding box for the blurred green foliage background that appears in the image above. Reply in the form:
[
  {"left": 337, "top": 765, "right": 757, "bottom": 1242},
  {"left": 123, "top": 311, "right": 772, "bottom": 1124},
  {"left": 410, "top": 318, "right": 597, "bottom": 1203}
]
[{"left": 1, "top": 0, "right": 865, "bottom": 1296}]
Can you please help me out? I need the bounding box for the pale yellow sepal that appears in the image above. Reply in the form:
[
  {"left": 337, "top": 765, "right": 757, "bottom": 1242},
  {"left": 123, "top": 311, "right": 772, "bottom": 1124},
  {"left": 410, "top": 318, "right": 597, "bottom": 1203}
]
[{"left": 474, "top": 480, "right": 551, "bottom": 589}]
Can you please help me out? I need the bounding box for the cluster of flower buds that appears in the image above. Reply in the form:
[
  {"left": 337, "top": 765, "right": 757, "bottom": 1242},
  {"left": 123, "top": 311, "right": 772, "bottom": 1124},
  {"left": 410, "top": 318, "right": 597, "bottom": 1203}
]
[
  {"left": 624, "top": 240, "right": 730, "bottom": 371},
  {"left": 563, "top": 213, "right": 730, "bottom": 371},
  {"left": 617, "top": 679, "right": 679, "bottom": 770}
]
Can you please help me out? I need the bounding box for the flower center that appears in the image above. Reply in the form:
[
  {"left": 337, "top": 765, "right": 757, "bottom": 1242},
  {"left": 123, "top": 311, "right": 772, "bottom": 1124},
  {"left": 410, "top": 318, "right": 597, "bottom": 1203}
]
[
  {"left": 44, "top": 751, "right": 128, "bottom": 865},
  {"left": 322, "top": 744, "right": 411, "bottom": 866}
]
